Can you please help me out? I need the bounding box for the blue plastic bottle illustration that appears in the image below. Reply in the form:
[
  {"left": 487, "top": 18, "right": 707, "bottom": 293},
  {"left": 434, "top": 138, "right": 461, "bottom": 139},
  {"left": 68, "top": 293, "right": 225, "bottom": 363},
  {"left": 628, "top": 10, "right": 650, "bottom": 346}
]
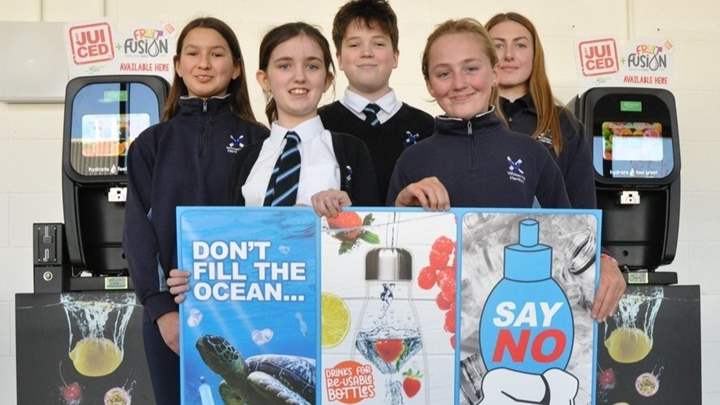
[
  {"left": 198, "top": 376, "right": 215, "bottom": 405},
  {"left": 479, "top": 219, "right": 574, "bottom": 374}
]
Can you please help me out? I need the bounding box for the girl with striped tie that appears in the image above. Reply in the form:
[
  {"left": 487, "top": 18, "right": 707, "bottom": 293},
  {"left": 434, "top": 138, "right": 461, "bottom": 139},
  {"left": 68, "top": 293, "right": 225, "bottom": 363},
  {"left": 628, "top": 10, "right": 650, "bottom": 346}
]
[
  {"left": 167, "top": 23, "right": 380, "bottom": 304},
  {"left": 231, "top": 22, "right": 380, "bottom": 215}
]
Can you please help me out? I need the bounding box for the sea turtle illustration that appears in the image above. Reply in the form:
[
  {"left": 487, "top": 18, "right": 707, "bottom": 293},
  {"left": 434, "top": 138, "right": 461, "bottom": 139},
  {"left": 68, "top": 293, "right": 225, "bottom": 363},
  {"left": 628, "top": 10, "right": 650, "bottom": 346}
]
[{"left": 196, "top": 335, "right": 315, "bottom": 405}]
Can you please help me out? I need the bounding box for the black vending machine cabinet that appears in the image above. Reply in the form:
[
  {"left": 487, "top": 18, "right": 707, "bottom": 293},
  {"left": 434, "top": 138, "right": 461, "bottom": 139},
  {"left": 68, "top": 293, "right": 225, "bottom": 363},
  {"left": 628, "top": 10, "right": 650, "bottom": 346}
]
[
  {"left": 36, "top": 75, "right": 169, "bottom": 292},
  {"left": 570, "top": 87, "right": 680, "bottom": 284}
]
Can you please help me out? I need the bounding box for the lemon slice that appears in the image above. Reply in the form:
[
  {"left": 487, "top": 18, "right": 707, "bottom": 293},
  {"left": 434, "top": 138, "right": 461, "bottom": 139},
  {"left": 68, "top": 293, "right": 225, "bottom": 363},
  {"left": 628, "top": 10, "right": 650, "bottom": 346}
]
[
  {"left": 69, "top": 337, "right": 123, "bottom": 377},
  {"left": 322, "top": 292, "right": 351, "bottom": 348}
]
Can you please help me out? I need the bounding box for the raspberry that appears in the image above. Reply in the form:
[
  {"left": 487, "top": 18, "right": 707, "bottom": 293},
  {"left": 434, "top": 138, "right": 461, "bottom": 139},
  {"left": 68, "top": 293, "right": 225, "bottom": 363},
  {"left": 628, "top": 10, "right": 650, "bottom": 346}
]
[
  {"left": 438, "top": 271, "right": 456, "bottom": 302},
  {"left": 417, "top": 266, "right": 437, "bottom": 290},
  {"left": 429, "top": 249, "right": 450, "bottom": 269},
  {"left": 432, "top": 236, "right": 455, "bottom": 255},
  {"left": 444, "top": 307, "right": 456, "bottom": 333},
  {"left": 436, "top": 291, "right": 452, "bottom": 310}
]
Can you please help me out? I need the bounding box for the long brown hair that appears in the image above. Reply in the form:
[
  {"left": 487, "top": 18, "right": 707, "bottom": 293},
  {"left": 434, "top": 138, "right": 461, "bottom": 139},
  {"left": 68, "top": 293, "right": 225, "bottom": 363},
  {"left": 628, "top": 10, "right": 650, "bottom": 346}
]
[
  {"left": 421, "top": 18, "right": 500, "bottom": 116},
  {"left": 486, "top": 12, "right": 564, "bottom": 155},
  {"left": 162, "top": 17, "right": 257, "bottom": 123},
  {"left": 258, "top": 22, "right": 335, "bottom": 124}
]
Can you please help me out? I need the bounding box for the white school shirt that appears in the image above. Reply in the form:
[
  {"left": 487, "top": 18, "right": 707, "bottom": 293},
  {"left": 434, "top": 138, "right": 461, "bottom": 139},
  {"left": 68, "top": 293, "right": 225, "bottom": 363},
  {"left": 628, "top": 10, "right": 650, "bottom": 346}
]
[
  {"left": 242, "top": 116, "right": 340, "bottom": 206},
  {"left": 340, "top": 88, "right": 402, "bottom": 124}
]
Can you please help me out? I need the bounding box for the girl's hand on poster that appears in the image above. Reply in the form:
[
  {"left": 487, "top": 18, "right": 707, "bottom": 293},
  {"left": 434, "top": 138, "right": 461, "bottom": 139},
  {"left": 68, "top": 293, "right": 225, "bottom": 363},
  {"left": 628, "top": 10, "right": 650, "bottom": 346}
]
[
  {"left": 479, "top": 368, "right": 578, "bottom": 405},
  {"left": 395, "top": 176, "right": 450, "bottom": 211},
  {"left": 592, "top": 254, "right": 626, "bottom": 322},
  {"left": 167, "top": 269, "right": 191, "bottom": 304},
  {"left": 156, "top": 311, "right": 180, "bottom": 355},
  {"left": 311, "top": 189, "right": 351, "bottom": 218}
]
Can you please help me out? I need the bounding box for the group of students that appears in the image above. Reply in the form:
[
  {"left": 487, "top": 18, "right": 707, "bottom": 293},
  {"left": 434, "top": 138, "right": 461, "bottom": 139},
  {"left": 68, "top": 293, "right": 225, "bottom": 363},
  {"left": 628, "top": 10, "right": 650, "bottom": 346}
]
[{"left": 122, "top": 1, "right": 626, "bottom": 404}]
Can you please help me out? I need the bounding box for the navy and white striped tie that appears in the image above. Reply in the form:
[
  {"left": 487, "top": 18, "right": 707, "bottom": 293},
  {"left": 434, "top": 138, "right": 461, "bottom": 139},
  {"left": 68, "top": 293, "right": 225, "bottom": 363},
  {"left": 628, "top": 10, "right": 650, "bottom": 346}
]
[
  {"left": 264, "top": 131, "right": 301, "bottom": 206},
  {"left": 363, "top": 103, "right": 381, "bottom": 127}
]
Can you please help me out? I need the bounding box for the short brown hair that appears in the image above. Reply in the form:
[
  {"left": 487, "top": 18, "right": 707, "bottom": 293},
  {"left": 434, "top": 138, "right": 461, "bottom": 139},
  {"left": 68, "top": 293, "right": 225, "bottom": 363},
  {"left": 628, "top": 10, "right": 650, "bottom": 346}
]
[{"left": 332, "top": 0, "right": 399, "bottom": 54}]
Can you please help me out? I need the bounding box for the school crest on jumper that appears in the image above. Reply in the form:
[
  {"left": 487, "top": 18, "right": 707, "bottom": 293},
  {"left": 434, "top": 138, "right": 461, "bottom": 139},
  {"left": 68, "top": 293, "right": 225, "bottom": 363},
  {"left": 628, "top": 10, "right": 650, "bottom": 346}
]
[
  {"left": 506, "top": 156, "right": 526, "bottom": 184},
  {"left": 226, "top": 134, "right": 245, "bottom": 154}
]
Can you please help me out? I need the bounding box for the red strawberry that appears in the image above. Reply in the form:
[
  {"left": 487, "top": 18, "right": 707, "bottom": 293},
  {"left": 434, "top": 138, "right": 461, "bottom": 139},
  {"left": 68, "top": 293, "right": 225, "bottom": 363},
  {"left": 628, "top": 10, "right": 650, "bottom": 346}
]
[
  {"left": 402, "top": 369, "right": 423, "bottom": 398},
  {"left": 436, "top": 291, "right": 452, "bottom": 310},
  {"left": 375, "top": 339, "right": 404, "bottom": 364},
  {"left": 327, "top": 212, "right": 362, "bottom": 241},
  {"left": 444, "top": 307, "right": 456, "bottom": 333},
  {"left": 432, "top": 236, "right": 455, "bottom": 255},
  {"left": 417, "top": 266, "right": 437, "bottom": 290}
]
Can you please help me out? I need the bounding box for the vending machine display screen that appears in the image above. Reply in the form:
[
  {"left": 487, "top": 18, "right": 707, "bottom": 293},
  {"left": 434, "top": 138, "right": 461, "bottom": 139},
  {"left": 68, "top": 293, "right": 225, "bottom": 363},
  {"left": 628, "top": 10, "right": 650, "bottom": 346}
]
[
  {"left": 602, "top": 122, "right": 663, "bottom": 161},
  {"left": 70, "top": 83, "right": 160, "bottom": 176},
  {"left": 592, "top": 97, "right": 675, "bottom": 180}
]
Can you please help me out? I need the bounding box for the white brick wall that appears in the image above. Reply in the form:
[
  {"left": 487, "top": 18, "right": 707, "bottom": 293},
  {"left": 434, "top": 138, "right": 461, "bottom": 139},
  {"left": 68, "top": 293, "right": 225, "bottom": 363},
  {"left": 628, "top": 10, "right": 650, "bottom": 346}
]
[{"left": 1, "top": 0, "right": 718, "bottom": 402}]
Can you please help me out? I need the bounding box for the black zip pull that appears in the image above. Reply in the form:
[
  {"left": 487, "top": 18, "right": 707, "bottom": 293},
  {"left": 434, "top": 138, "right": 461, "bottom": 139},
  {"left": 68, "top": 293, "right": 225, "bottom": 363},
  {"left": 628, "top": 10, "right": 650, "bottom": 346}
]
[
  {"left": 203, "top": 99, "right": 208, "bottom": 112},
  {"left": 467, "top": 121, "right": 472, "bottom": 135}
]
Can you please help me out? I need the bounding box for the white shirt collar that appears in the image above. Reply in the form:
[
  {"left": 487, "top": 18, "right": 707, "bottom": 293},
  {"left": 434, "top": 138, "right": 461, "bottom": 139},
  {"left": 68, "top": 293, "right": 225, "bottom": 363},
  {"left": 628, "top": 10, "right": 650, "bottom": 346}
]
[
  {"left": 270, "top": 115, "right": 325, "bottom": 147},
  {"left": 342, "top": 88, "right": 400, "bottom": 115}
]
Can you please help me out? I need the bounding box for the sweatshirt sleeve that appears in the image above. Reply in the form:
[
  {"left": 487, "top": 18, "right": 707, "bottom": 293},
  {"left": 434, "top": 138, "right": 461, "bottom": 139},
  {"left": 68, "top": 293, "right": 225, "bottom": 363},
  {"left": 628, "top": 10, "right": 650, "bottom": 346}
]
[
  {"left": 385, "top": 158, "right": 412, "bottom": 206},
  {"left": 560, "top": 114, "right": 597, "bottom": 209},
  {"left": 536, "top": 149, "right": 572, "bottom": 209},
  {"left": 123, "top": 133, "right": 177, "bottom": 321}
]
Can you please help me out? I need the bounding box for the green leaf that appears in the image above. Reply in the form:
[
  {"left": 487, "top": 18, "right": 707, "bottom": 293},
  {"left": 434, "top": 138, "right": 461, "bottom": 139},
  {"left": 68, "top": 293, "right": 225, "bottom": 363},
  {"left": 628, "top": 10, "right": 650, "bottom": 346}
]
[
  {"left": 339, "top": 241, "right": 355, "bottom": 254},
  {"left": 360, "top": 231, "right": 380, "bottom": 244},
  {"left": 362, "top": 213, "right": 375, "bottom": 226}
]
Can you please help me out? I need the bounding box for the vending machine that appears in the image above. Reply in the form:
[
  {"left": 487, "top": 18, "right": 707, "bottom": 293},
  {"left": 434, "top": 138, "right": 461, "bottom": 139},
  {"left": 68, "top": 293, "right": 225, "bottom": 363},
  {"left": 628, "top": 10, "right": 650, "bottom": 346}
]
[
  {"left": 33, "top": 75, "right": 169, "bottom": 292},
  {"left": 569, "top": 87, "right": 680, "bottom": 284}
]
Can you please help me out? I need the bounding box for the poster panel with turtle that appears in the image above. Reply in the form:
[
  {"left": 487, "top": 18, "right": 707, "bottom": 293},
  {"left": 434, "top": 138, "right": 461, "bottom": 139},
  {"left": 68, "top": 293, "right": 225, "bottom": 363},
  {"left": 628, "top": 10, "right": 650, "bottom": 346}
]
[{"left": 178, "top": 207, "right": 319, "bottom": 405}]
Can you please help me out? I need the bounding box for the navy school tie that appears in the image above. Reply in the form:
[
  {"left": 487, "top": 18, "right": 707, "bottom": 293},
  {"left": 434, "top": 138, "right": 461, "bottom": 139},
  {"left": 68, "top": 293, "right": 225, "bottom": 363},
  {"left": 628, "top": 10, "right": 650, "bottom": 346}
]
[
  {"left": 363, "top": 103, "right": 381, "bottom": 127},
  {"left": 264, "top": 131, "right": 301, "bottom": 206}
]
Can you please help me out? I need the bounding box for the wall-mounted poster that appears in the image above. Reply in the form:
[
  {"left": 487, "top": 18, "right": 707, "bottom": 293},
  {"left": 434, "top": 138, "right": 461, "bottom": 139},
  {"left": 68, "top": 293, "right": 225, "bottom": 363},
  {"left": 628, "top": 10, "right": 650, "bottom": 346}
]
[
  {"left": 596, "top": 285, "right": 701, "bottom": 404},
  {"left": 16, "top": 292, "right": 154, "bottom": 405},
  {"left": 178, "top": 207, "right": 601, "bottom": 405}
]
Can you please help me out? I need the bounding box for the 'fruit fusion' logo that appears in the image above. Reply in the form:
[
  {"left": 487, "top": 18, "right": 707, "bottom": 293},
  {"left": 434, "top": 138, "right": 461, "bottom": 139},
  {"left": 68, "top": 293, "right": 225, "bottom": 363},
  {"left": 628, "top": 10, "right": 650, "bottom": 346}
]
[
  {"left": 622, "top": 43, "right": 669, "bottom": 72},
  {"left": 123, "top": 25, "right": 173, "bottom": 57}
]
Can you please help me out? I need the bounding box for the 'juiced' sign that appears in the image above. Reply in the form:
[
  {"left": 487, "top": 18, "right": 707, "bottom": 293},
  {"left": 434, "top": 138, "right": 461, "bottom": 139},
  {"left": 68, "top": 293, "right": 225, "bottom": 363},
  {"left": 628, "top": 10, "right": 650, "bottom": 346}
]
[{"left": 479, "top": 219, "right": 574, "bottom": 374}]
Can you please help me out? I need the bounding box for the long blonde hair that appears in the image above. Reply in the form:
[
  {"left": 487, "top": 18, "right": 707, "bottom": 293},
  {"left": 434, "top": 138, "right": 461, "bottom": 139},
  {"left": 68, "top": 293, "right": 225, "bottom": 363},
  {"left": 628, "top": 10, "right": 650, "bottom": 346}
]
[
  {"left": 487, "top": 12, "right": 564, "bottom": 155},
  {"left": 421, "top": 18, "right": 500, "bottom": 114}
]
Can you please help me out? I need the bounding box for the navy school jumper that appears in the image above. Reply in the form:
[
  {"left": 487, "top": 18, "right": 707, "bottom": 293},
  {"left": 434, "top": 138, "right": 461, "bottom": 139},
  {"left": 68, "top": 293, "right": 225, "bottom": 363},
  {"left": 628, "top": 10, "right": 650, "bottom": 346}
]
[
  {"left": 123, "top": 95, "right": 268, "bottom": 405},
  {"left": 386, "top": 109, "right": 571, "bottom": 209}
]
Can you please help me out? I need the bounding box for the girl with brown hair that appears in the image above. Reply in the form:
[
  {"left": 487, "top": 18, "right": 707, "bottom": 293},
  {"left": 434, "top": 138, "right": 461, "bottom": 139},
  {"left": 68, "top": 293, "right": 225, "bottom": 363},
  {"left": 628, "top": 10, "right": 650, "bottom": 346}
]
[{"left": 124, "top": 17, "right": 268, "bottom": 405}]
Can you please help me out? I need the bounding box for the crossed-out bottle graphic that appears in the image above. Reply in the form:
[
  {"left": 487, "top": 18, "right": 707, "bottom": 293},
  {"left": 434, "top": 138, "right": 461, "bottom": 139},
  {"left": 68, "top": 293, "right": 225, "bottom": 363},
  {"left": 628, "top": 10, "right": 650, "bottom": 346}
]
[{"left": 479, "top": 219, "right": 574, "bottom": 374}]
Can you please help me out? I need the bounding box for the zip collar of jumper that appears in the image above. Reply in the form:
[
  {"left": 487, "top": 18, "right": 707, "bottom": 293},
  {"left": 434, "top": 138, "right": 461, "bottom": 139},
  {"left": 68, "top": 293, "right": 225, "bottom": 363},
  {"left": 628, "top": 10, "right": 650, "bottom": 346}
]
[
  {"left": 178, "top": 94, "right": 232, "bottom": 115},
  {"left": 435, "top": 106, "right": 501, "bottom": 136}
]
